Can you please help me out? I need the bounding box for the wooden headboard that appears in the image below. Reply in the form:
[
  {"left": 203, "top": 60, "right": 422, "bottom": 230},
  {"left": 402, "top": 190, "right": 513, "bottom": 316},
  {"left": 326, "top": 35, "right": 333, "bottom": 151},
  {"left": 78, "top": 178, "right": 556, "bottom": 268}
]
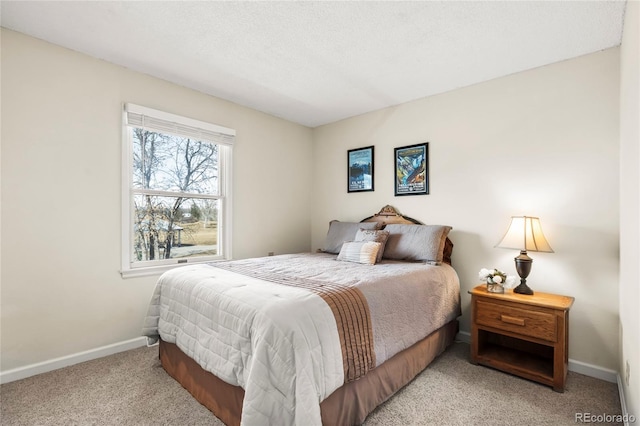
[{"left": 360, "top": 205, "right": 422, "bottom": 226}]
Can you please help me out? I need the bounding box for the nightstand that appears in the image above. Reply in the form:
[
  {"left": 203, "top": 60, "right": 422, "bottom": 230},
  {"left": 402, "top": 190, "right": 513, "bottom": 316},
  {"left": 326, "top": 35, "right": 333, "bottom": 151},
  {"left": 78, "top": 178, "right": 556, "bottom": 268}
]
[{"left": 469, "top": 285, "right": 574, "bottom": 392}]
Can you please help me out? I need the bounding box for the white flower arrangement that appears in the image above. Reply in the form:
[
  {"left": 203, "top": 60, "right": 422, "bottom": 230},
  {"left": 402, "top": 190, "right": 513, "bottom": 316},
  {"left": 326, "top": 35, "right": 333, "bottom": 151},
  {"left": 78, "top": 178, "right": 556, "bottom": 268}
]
[{"left": 478, "top": 268, "right": 518, "bottom": 289}]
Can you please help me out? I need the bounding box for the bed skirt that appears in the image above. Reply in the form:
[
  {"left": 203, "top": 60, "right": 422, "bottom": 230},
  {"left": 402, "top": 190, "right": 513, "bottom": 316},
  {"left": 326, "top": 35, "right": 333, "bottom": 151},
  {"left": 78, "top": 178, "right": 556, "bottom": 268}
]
[{"left": 159, "top": 319, "right": 458, "bottom": 426}]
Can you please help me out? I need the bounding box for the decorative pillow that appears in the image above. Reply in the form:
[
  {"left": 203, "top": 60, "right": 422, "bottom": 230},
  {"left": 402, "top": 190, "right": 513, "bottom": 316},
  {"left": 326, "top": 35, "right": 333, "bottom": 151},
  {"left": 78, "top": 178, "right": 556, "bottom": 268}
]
[
  {"left": 324, "top": 221, "right": 380, "bottom": 254},
  {"left": 382, "top": 224, "right": 452, "bottom": 263},
  {"left": 355, "top": 229, "right": 390, "bottom": 263},
  {"left": 337, "top": 241, "right": 383, "bottom": 265}
]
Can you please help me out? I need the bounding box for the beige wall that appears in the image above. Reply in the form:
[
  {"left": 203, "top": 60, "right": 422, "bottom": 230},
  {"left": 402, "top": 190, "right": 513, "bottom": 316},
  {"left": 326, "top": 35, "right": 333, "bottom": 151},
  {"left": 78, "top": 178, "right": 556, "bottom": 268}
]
[
  {"left": 0, "top": 29, "right": 313, "bottom": 370},
  {"left": 0, "top": 27, "right": 626, "bottom": 378},
  {"left": 619, "top": 0, "right": 639, "bottom": 417},
  {"left": 312, "top": 49, "right": 621, "bottom": 370}
]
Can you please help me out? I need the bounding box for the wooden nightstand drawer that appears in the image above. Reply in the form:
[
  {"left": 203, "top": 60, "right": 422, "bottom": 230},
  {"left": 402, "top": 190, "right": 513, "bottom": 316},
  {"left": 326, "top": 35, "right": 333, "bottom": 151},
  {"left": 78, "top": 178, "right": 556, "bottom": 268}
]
[{"left": 476, "top": 299, "right": 557, "bottom": 342}]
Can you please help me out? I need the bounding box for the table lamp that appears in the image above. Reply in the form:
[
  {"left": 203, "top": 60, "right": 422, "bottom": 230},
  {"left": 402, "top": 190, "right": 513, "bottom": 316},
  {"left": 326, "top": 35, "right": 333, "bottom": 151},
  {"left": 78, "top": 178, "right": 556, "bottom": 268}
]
[{"left": 495, "top": 216, "right": 553, "bottom": 295}]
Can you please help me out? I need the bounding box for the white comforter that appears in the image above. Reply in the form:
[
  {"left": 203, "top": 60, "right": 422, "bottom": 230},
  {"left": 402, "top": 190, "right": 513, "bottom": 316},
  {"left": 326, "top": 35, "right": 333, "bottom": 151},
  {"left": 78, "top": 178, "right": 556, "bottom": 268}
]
[{"left": 142, "top": 253, "right": 461, "bottom": 426}]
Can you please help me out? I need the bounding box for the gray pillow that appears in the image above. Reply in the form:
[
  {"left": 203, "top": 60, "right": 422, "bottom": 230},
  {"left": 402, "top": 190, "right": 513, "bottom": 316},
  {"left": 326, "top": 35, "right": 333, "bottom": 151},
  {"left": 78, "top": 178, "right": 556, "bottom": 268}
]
[
  {"left": 382, "top": 224, "right": 452, "bottom": 263},
  {"left": 355, "top": 229, "right": 390, "bottom": 263},
  {"left": 324, "top": 221, "right": 380, "bottom": 254}
]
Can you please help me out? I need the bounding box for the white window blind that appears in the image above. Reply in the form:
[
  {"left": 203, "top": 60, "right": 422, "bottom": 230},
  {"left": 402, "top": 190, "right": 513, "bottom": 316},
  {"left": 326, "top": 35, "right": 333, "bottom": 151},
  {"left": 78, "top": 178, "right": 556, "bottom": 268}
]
[{"left": 124, "top": 103, "right": 235, "bottom": 147}]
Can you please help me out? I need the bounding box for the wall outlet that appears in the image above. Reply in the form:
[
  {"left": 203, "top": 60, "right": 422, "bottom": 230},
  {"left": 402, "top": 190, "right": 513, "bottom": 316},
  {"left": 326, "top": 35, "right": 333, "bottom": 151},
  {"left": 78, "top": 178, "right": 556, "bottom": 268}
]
[
  {"left": 625, "top": 360, "right": 630, "bottom": 386},
  {"left": 268, "top": 252, "right": 275, "bottom": 256}
]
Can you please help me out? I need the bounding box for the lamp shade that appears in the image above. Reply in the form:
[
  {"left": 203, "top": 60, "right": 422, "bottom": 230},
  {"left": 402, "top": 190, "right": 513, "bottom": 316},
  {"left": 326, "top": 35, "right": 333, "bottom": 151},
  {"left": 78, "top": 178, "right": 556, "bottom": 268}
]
[{"left": 495, "top": 216, "right": 554, "bottom": 253}]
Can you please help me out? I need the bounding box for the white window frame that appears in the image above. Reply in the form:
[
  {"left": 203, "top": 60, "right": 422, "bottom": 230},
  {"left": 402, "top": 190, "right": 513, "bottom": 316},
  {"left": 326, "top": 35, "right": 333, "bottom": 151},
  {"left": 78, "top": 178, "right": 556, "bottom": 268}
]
[{"left": 121, "top": 103, "right": 234, "bottom": 278}]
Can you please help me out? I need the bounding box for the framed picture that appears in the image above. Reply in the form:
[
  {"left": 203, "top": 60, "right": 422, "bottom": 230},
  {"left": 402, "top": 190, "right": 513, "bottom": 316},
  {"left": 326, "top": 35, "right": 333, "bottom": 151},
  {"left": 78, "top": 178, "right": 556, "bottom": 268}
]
[
  {"left": 394, "top": 143, "right": 429, "bottom": 196},
  {"left": 347, "top": 146, "right": 374, "bottom": 192}
]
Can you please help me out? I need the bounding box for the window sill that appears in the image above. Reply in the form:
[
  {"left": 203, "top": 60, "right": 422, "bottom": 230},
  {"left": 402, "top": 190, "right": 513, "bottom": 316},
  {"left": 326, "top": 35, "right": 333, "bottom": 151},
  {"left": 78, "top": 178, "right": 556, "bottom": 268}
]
[{"left": 120, "top": 258, "right": 227, "bottom": 279}]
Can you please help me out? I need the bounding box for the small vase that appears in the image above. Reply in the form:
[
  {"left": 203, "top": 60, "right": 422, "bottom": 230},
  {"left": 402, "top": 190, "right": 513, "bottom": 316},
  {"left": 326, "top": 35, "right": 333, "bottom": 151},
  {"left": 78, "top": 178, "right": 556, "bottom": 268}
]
[{"left": 487, "top": 281, "right": 504, "bottom": 293}]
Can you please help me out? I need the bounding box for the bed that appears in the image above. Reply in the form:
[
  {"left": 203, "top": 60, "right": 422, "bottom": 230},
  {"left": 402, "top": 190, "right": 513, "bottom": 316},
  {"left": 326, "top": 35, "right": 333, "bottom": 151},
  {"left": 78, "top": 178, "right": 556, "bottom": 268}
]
[{"left": 142, "top": 205, "right": 461, "bottom": 426}]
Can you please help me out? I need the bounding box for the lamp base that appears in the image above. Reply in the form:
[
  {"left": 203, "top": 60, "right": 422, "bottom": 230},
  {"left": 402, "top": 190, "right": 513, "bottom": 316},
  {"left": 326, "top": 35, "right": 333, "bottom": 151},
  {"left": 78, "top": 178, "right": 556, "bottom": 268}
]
[
  {"left": 513, "top": 250, "right": 534, "bottom": 295},
  {"left": 513, "top": 281, "right": 534, "bottom": 295}
]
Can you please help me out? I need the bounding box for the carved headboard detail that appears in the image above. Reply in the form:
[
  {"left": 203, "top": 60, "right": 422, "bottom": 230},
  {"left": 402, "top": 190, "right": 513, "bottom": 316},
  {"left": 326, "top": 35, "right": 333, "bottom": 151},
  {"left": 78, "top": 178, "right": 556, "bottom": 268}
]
[{"left": 360, "top": 205, "right": 421, "bottom": 226}]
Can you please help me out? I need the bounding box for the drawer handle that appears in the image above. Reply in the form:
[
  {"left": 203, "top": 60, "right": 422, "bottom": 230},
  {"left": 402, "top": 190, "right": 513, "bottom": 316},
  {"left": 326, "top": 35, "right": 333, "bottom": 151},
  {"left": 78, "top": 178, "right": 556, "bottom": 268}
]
[{"left": 500, "top": 314, "right": 525, "bottom": 326}]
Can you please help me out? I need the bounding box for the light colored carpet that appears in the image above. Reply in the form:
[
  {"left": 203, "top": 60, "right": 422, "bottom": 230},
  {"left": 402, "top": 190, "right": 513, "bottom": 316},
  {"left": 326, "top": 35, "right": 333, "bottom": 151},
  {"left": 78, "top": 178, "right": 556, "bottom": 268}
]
[{"left": 0, "top": 342, "right": 622, "bottom": 425}]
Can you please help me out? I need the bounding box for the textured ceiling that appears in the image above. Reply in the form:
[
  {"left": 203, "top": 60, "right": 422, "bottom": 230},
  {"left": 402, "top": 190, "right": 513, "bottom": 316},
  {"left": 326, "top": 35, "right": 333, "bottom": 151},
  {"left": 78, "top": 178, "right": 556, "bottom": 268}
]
[{"left": 0, "top": 1, "right": 627, "bottom": 127}]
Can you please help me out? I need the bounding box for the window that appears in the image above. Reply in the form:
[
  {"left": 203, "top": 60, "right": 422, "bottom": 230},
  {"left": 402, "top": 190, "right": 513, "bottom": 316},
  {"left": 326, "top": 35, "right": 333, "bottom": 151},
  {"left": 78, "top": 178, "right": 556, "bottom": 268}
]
[{"left": 121, "top": 104, "right": 234, "bottom": 277}]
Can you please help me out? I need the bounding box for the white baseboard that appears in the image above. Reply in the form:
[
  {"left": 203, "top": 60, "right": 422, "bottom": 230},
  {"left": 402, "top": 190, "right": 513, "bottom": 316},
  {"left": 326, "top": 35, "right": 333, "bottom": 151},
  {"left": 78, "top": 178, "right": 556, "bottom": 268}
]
[
  {"left": 456, "top": 330, "right": 471, "bottom": 343},
  {"left": 0, "top": 332, "right": 623, "bottom": 392},
  {"left": 617, "top": 374, "right": 632, "bottom": 426},
  {"left": 568, "top": 359, "right": 618, "bottom": 383},
  {"left": 0, "top": 337, "right": 148, "bottom": 384},
  {"left": 455, "top": 330, "right": 618, "bottom": 383}
]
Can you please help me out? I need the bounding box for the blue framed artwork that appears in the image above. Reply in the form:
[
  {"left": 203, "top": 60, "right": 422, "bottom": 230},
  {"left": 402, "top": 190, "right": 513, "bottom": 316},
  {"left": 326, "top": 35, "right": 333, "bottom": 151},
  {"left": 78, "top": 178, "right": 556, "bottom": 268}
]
[
  {"left": 347, "top": 146, "right": 374, "bottom": 193},
  {"left": 394, "top": 143, "right": 429, "bottom": 196}
]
